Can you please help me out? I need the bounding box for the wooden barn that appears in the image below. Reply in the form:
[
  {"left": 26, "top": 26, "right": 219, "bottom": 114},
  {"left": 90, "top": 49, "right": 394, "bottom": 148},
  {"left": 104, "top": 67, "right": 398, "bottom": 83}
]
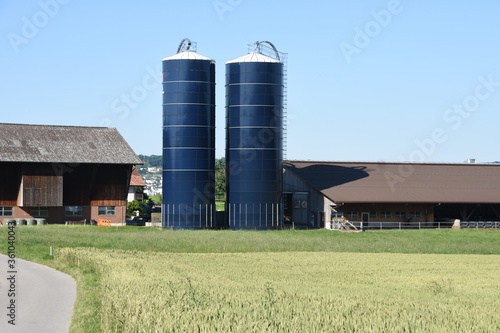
[{"left": 0, "top": 123, "right": 142, "bottom": 225}]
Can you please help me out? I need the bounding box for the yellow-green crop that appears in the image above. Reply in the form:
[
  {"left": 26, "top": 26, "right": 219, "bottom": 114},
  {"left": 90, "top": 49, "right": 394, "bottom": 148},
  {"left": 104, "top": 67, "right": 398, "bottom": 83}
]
[{"left": 58, "top": 248, "right": 499, "bottom": 333}]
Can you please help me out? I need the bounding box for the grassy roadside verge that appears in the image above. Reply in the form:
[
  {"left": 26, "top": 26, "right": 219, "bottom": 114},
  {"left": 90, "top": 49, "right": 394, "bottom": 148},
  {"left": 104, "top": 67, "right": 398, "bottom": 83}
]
[
  {"left": 3, "top": 227, "right": 500, "bottom": 261},
  {"left": 0, "top": 226, "right": 498, "bottom": 331},
  {"left": 45, "top": 256, "right": 101, "bottom": 332}
]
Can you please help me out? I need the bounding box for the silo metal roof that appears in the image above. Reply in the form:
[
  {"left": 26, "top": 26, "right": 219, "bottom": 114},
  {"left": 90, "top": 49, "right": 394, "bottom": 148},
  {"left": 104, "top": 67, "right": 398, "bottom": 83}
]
[
  {"left": 226, "top": 52, "right": 280, "bottom": 64},
  {"left": 162, "top": 50, "right": 213, "bottom": 61}
]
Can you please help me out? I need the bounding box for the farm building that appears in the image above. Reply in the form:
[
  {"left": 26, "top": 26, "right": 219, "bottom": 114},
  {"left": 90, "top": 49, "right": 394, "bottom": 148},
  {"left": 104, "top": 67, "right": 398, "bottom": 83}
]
[
  {"left": 128, "top": 167, "right": 146, "bottom": 202},
  {"left": 283, "top": 160, "right": 500, "bottom": 229},
  {"left": 0, "top": 123, "right": 142, "bottom": 225}
]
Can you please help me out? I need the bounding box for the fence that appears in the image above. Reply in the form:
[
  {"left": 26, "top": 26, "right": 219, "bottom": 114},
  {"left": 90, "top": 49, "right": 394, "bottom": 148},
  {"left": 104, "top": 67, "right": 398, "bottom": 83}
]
[
  {"left": 227, "top": 203, "right": 282, "bottom": 229},
  {"left": 162, "top": 203, "right": 215, "bottom": 229},
  {"left": 460, "top": 221, "right": 500, "bottom": 229},
  {"left": 329, "top": 221, "right": 500, "bottom": 230}
]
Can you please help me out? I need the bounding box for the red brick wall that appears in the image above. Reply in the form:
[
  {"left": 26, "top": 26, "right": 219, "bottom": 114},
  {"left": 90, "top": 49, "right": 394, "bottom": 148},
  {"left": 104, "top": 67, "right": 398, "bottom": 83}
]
[
  {"left": 90, "top": 205, "right": 127, "bottom": 225},
  {"left": 0, "top": 205, "right": 126, "bottom": 225}
]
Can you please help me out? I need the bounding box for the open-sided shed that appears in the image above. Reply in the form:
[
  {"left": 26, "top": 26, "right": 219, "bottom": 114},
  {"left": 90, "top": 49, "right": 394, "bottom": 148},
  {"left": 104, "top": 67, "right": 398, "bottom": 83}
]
[{"left": 284, "top": 160, "right": 500, "bottom": 228}]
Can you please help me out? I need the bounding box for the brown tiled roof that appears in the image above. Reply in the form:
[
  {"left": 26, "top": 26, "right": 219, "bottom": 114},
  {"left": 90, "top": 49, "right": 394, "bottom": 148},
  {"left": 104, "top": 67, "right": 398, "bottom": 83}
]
[
  {"left": 0, "top": 123, "right": 142, "bottom": 164},
  {"left": 130, "top": 167, "right": 146, "bottom": 186},
  {"left": 285, "top": 160, "right": 500, "bottom": 204}
]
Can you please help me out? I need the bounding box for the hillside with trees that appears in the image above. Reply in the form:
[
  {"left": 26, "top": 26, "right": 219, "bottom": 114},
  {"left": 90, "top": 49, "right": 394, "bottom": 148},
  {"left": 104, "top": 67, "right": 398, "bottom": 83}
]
[
  {"left": 138, "top": 154, "right": 162, "bottom": 169},
  {"left": 137, "top": 155, "right": 226, "bottom": 200}
]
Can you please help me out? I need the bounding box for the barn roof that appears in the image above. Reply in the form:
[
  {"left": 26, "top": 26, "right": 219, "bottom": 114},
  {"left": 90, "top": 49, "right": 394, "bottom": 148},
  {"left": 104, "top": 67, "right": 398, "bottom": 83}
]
[
  {"left": 0, "top": 123, "right": 143, "bottom": 165},
  {"left": 284, "top": 160, "right": 500, "bottom": 204},
  {"left": 130, "top": 167, "right": 146, "bottom": 186}
]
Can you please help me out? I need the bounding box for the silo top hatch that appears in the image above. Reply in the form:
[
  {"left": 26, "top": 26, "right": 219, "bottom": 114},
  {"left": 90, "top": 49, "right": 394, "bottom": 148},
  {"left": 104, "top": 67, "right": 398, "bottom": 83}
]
[
  {"left": 226, "top": 41, "right": 283, "bottom": 64},
  {"left": 162, "top": 38, "right": 214, "bottom": 61}
]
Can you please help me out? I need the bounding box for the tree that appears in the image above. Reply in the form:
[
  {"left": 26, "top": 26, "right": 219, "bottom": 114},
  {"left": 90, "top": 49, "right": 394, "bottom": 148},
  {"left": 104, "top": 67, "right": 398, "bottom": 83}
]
[
  {"left": 138, "top": 154, "right": 162, "bottom": 168},
  {"left": 215, "top": 158, "right": 225, "bottom": 200},
  {"left": 148, "top": 194, "right": 162, "bottom": 205},
  {"left": 127, "top": 200, "right": 146, "bottom": 217}
]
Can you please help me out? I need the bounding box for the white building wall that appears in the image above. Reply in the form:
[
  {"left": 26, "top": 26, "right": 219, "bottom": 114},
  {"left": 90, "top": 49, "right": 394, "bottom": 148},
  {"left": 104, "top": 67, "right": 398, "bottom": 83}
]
[{"left": 127, "top": 187, "right": 135, "bottom": 202}]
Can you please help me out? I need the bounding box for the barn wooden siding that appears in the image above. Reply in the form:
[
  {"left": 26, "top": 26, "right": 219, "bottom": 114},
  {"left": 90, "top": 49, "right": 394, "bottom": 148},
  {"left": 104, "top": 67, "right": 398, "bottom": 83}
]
[
  {"left": 22, "top": 175, "right": 63, "bottom": 206},
  {"left": 0, "top": 162, "right": 133, "bottom": 207},
  {"left": 0, "top": 162, "right": 22, "bottom": 205}
]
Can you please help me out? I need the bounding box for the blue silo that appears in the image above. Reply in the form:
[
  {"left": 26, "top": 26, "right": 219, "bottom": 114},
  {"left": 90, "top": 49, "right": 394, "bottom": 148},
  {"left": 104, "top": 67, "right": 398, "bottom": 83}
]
[
  {"left": 162, "top": 39, "right": 216, "bottom": 229},
  {"left": 225, "top": 41, "right": 285, "bottom": 229}
]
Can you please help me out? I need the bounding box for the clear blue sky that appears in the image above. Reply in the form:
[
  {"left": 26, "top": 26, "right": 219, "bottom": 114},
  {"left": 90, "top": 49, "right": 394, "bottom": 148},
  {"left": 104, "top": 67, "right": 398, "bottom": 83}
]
[{"left": 2, "top": 0, "right": 499, "bottom": 163}]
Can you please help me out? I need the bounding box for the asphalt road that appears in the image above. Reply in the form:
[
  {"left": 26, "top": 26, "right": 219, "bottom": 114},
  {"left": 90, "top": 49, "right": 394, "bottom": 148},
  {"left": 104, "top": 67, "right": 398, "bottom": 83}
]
[{"left": 0, "top": 254, "right": 76, "bottom": 333}]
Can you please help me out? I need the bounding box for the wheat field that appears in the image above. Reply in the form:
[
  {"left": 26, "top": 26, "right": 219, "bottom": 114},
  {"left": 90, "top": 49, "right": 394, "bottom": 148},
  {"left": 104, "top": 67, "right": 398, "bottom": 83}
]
[{"left": 57, "top": 248, "right": 499, "bottom": 332}]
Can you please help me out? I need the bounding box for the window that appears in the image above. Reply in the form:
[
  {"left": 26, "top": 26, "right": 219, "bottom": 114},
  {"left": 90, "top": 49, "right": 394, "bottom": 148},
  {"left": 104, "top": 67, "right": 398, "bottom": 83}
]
[
  {"left": 346, "top": 211, "right": 358, "bottom": 218},
  {"left": 30, "top": 207, "right": 48, "bottom": 217},
  {"left": 410, "top": 211, "right": 421, "bottom": 219},
  {"left": 0, "top": 207, "right": 13, "bottom": 216},
  {"left": 369, "top": 211, "right": 377, "bottom": 219},
  {"left": 331, "top": 211, "right": 343, "bottom": 219},
  {"left": 380, "top": 211, "right": 391, "bottom": 218},
  {"left": 65, "top": 206, "right": 83, "bottom": 217},
  {"left": 98, "top": 206, "right": 115, "bottom": 216},
  {"left": 395, "top": 211, "right": 406, "bottom": 218}
]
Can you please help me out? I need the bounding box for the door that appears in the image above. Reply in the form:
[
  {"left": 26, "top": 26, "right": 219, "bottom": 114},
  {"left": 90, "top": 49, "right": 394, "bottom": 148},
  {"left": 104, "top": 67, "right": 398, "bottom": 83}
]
[
  {"left": 292, "top": 192, "right": 309, "bottom": 225},
  {"left": 361, "top": 212, "right": 369, "bottom": 230}
]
